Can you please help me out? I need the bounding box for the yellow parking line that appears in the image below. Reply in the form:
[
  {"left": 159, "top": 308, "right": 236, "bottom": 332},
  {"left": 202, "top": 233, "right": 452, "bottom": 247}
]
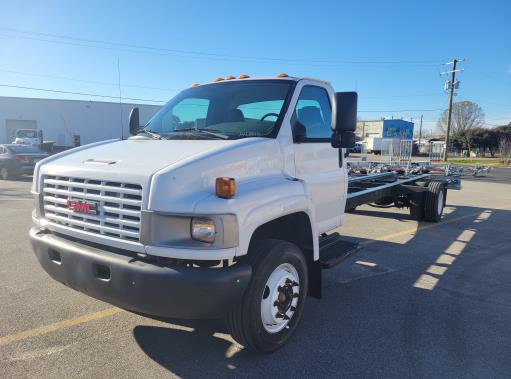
[
  {"left": 0, "top": 307, "right": 121, "bottom": 347},
  {"left": 0, "top": 210, "right": 484, "bottom": 347}
]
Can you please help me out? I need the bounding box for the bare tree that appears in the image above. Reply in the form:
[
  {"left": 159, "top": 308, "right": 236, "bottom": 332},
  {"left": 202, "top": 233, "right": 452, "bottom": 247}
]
[
  {"left": 437, "top": 101, "right": 485, "bottom": 148},
  {"left": 499, "top": 135, "right": 511, "bottom": 164}
]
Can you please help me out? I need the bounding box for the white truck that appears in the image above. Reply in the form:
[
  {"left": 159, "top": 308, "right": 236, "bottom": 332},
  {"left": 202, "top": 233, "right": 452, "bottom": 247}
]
[
  {"left": 30, "top": 75, "right": 451, "bottom": 352},
  {"left": 13, "top": 129, "right": 42, "bottom": 147}
]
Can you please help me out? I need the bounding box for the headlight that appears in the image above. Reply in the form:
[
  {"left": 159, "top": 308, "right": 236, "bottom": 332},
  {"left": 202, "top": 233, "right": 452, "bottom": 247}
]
[{"left": 191, "top": 217, "right": 216, "bottom": 243}]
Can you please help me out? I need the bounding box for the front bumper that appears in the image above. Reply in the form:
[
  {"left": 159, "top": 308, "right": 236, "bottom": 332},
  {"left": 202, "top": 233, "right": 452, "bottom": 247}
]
[{"left": 30, "top": 227, "right": 252, "bottom": 319}]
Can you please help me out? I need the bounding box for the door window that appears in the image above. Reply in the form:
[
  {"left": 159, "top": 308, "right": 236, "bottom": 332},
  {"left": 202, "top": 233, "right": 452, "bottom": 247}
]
[{"left": 293, "top": 86, "right": 332, "bottom": 141}]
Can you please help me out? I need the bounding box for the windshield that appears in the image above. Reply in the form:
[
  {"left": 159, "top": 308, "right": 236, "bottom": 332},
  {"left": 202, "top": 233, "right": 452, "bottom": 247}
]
[
  {"left": 143, "top": 80, "right": 293, "bottom": 140},
  {"left": 8, "top": 145, "right": 43, "bottom": 153},
  {"left": 17, "top": 130, "right": 38, "bottom": 138}
]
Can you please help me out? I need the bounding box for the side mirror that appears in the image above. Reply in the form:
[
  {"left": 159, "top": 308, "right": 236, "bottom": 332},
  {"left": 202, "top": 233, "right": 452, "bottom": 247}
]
[
  {"left": 293, "top": 121, "right": 307, "bottom": 143},
  {"left": 129, "top": 107, "right": 140, "bottom": 135},
  {"left": 331, "top": 131, "right": 356, "bottom": 148},
  {"left": 333, "top": 92, "right": 357, "bottom": 132}
]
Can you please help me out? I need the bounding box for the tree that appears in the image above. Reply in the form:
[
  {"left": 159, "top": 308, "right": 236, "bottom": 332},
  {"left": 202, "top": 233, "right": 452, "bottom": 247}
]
[
  {"left": 499, "top": 135, "right": 511, "bottom": 164},
  {"left": 470, "top": 127, "right": 499, "bottom": 156},
  {"left": 437, "top": 101, "right": 485, "bottom": 150}
]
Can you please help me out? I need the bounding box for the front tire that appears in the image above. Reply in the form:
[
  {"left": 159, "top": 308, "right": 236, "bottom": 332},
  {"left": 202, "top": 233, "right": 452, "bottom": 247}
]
[{"left": 225, "top": 239, "right": 308, "bottom": 353}]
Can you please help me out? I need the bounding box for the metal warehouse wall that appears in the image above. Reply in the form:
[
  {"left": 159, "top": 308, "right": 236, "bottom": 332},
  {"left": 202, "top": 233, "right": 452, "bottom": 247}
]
[
  {"left": 356, "top": 120, "right": 384, "bottom": 139},
  {"left": 0, "top": 96, "right": 162, "bottom": 145}
]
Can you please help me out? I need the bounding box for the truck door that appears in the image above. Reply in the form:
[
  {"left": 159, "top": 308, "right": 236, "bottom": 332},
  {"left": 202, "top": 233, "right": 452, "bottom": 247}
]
[{"left": 291, "top": 84, "right": 346, "bottom": 233}]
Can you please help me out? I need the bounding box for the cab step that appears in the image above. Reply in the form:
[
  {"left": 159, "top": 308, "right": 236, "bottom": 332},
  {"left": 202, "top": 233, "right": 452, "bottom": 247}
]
[{"left": 319, "top": 232, "right": 360, "bottom": 269}]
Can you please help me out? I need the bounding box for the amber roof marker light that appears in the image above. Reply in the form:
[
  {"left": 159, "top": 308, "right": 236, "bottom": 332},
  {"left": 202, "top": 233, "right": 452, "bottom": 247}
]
[
  {"left": 191, "top": 83, "right": 201, "bottom": 87},
  {"left": 214, "top": 77, "right": 224, "bottom": 82},
  {"left": 215, "top": 177, "right": 236, "bottom": 199},
  {"left": 277, "top": 73, "right": 289, "bottom": 78},
  {"left": 238, "top": 74, "right": 250, "bottom": 79},
  {"left": 225, "top": 75, "right": 235, "bottom": 80}
]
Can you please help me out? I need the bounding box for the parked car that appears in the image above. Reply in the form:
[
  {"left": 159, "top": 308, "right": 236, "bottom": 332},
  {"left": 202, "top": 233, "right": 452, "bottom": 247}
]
[
  {"left": 349, "top": 142, "right": 363, "bottom": 154},
  {"left": 0, "top": 144, "right": 48, "bottom": 180}
]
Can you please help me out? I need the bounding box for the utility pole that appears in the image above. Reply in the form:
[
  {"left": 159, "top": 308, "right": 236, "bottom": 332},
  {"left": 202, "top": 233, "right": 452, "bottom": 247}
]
[
  {"left": 418, "top": 114, "right": 423, "bottom": 149},
  {"left": 441, "top": 59, "right": 465, "bottom": 161}
]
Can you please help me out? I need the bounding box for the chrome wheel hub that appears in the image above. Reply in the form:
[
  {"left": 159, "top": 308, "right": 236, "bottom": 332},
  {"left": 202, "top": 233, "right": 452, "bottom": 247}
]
[
  {"left": 437, "top": 190, "right": 444, "bottom": 216},
  {"left": 261, "top": 263, "right": 300, "bottom": 334}
]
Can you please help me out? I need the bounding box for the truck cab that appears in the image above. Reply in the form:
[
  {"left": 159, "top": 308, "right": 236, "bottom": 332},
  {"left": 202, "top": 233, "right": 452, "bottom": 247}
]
[
  {"left": 13, "top": 129, "right": 42, "bottom": 147},
  {"left": 30, "top": 75, "right": 357, "bottom": 352}
]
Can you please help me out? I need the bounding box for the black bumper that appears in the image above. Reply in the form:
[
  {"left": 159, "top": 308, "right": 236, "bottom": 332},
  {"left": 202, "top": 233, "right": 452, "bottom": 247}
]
[{"left": 30, "top": 227, "right": 252, "bottom": 319}]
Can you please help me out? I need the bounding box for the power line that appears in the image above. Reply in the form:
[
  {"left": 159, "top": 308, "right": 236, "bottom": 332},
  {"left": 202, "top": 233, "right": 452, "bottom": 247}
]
[
  {"left": 361, "top": 93, "right": 444, "bottom": 99},
  {"left": 0, "top": 68, "right": 180, "bottom": 92},
  {"left": 0, "top": 27, "right": 445, "bottom": 66},
  {"left": 0, "top": 83, "right": 166, "bottom": 104},
  {"left": 1, "top": 67, "right": 448, "bottom": 100},
  {"left": 358, "top": 108, "right": 443, "bottom": 112},
  {"left": 1, "top": 82, "right": 447, "bottom": 114}
]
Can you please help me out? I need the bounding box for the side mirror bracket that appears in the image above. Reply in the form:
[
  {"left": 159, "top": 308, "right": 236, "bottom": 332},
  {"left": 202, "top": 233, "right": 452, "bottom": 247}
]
[{"left": 331, "top": 131, "right": 356, "bottom": 148}]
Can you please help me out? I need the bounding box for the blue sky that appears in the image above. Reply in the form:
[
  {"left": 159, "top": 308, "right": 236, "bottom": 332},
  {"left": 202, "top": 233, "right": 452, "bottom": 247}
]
[{"left": 0, "top": 0, "right": 509, "bottom": 134}]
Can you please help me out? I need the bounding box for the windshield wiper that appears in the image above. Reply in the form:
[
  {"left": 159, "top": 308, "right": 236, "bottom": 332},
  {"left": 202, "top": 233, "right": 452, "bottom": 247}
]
[
  {"left": 137, "top": 129, "right": 162, "bottom": 140},
  {"left": 170, "top": 128, "right": 229, "bottom": 140}
]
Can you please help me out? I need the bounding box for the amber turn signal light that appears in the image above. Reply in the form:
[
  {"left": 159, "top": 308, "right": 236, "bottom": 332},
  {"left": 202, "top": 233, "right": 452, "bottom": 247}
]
[{"left": 215, "top": 177, "right": 236, "bottom": 199}]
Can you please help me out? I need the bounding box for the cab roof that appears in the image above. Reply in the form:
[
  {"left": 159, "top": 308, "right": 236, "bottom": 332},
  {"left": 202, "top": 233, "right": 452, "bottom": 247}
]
[{"left": 195, "top": 75, "right": 330, "bottom": 87}]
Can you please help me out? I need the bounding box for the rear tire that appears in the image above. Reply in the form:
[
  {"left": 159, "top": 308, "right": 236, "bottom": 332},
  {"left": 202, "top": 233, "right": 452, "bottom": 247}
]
[
  {"left": 423, "top": 181, "right": 444, "bottom": 222},
  {"left": 225, "top": 239, "right": 308, "bottom": 353}
]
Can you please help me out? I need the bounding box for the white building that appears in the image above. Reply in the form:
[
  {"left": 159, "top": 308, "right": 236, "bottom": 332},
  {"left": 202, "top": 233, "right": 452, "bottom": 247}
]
[{"left": 0, "top": 96, "right": 162, "bottom": 146}]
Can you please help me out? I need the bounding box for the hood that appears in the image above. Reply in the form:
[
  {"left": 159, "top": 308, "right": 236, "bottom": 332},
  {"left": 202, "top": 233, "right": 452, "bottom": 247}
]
[{"left": 38, "top": 138, "right": 263, "bottom": 184}]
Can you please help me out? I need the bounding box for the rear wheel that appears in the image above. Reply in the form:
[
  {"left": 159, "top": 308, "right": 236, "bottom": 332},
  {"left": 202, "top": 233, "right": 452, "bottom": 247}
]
[
  {"left": 423, "top": 181, "right": 445, "bottom": 222},
  {"left": 225, "top": 239, "right": 308, "bottom": 353}
]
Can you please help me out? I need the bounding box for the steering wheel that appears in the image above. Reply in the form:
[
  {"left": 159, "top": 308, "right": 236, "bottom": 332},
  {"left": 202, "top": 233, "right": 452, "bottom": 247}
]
[{"left": 260, "top": 113, "right": 280, "bottom": 121}]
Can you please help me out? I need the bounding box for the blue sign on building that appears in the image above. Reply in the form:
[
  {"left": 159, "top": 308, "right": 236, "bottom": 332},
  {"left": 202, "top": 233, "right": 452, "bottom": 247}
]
[{"left": 382, "top": 119, "right": 414, "bottom": 140}]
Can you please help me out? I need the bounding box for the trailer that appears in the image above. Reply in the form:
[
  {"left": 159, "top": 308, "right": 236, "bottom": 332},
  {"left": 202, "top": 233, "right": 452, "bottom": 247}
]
[{"left": 346, "top": 171, "right": 460, "bottom": 217}]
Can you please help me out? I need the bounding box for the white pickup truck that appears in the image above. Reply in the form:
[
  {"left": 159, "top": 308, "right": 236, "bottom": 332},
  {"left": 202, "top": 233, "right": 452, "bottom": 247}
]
[{"left": 30, "top": 74, "right": 449, "bottom": 352}]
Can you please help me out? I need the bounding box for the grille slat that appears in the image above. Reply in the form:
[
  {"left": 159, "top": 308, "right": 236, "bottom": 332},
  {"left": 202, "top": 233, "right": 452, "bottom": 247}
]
[
  {"left": 43, "top": 187, "right": 141, "bottom": 206},
  {"left": 44, "top": 178, "right": 143, "bottom": 196},
  {"left": 42, "top": 176, "right": 142, "bottom": 242}
]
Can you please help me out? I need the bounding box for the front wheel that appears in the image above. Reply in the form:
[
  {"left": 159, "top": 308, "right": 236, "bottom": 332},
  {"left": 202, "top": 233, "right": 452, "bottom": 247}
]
[{"left": 225, "top": 239, "right": 308, "bottom": 353}]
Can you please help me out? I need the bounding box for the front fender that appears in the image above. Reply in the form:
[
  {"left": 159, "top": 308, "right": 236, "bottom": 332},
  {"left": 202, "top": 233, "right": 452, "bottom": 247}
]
[{"left": 194, "top": 175, "right": 319, "bottom": 260}]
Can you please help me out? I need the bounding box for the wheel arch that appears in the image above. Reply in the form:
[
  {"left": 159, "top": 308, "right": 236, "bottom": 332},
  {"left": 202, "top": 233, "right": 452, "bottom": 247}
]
[{"left": 245, "top": 212, "right": 322, "bottom": 299}]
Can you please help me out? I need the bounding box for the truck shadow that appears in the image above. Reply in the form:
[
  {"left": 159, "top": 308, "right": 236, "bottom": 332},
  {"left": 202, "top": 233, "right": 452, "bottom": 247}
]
[{"left": 132, "top": 205, "right": 511, "bottom": 378}]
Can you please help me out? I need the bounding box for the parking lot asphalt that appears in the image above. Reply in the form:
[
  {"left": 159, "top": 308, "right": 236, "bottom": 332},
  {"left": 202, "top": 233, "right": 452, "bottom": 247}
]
[{"left": 1, "top": 171, "right": 511, "bottom": 378}]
